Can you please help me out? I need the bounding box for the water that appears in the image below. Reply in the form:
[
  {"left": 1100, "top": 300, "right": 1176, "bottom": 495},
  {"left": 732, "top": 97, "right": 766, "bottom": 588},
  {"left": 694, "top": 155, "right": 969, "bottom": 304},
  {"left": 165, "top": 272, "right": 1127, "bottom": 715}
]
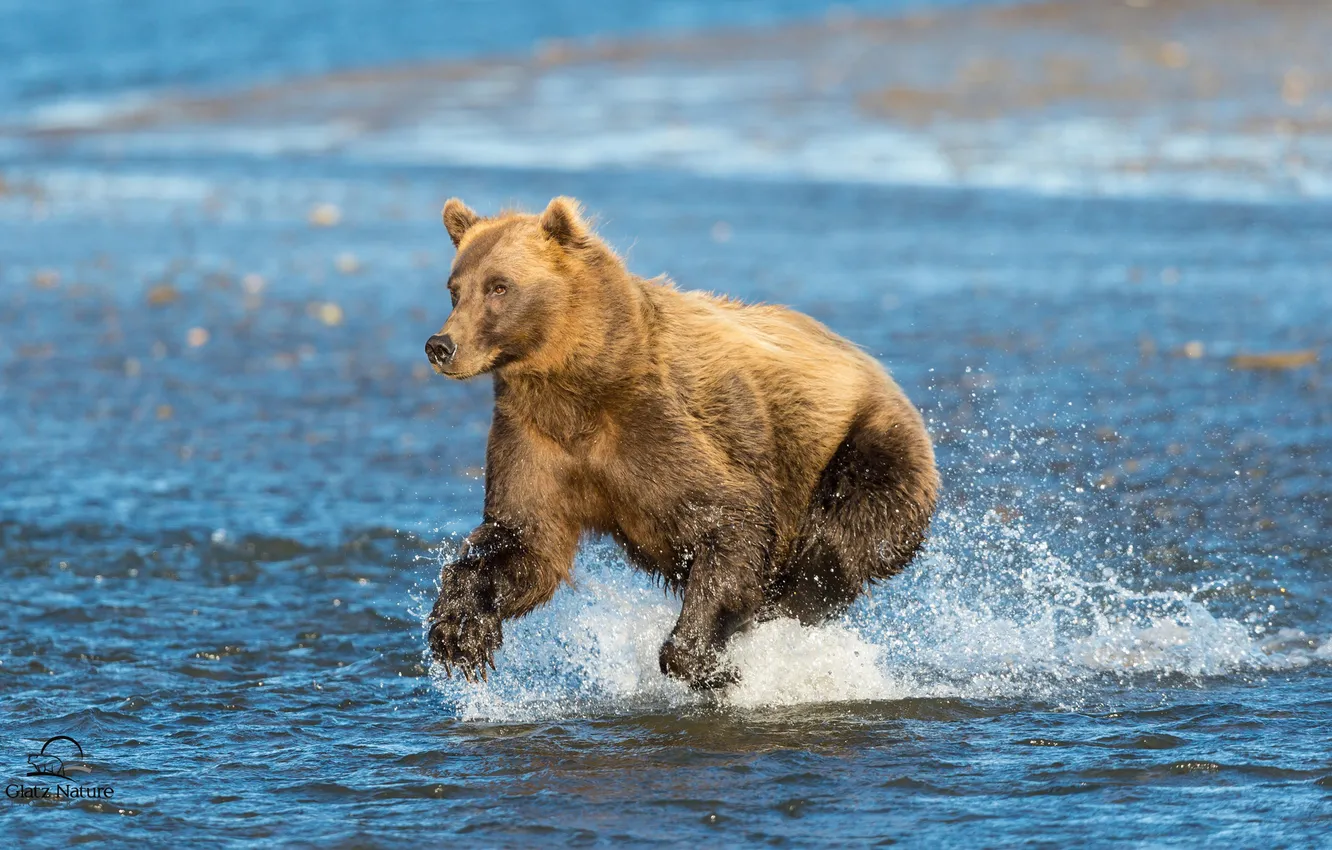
[
  {"left": 3, "top": 0, "right": 1332, "bottom": 846},
  {"left": 0, "top": 0, "right": 992, "bottom": 113}
]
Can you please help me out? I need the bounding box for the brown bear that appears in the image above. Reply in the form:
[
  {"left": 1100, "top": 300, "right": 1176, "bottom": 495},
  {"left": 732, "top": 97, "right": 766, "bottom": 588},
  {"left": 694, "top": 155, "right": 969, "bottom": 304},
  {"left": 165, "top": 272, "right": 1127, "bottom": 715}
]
[{"left": 425, "top": 197, "right": 939, "bottom": 689}]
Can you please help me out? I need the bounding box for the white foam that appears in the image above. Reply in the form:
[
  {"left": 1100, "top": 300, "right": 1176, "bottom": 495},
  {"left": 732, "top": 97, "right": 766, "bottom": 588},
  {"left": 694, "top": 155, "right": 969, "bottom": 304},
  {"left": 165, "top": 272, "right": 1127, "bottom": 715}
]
[
  {"left": 354, "top": 116, "right": 1332, "bottom": 201},
  {"left": 30, "top": 169, "right": 216, "bottom": 202},
  {"left": 427, "top": 507, "right": 1325, "bottom": 722},
  {"left": 724, "top": 618, "right": 909, "bottom": 707},
  {"left": 430, "top": 550, "right": 696, "bottom": 722},
  {"left": 18, "top": 70, "right": 1332, "bottom": 202},
  {"left": 21, "top": 92, "right": 156, "bottom": 130}
]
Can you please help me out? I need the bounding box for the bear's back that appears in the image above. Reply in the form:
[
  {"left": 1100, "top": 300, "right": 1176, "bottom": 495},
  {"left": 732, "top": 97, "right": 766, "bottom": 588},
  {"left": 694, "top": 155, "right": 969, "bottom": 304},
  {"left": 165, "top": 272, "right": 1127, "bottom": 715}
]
[
  {"left": 648, "top": 284, "right": 892, "bottom": 470},
  {"left": 666, "top": 287, "right": 881, "bottom": 390}
]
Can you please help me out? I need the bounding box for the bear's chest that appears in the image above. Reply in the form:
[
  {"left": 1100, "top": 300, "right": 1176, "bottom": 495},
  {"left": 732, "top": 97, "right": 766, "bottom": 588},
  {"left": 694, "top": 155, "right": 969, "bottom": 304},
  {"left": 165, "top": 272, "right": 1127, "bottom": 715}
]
[
  {"left": 508, "top": 391, "right": 696, "bottom": 557},
  {"left": 594, "top": 441, "right": 718, "bottom": 566},
  {"left": 534, "top": 429, "right": 673, "bottom": 555}
]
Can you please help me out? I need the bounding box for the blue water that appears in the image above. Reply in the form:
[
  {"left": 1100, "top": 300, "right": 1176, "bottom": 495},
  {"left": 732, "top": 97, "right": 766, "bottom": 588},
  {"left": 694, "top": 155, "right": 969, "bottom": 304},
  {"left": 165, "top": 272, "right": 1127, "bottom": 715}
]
[
  {"left": 0, "top": 0, "right": 991, "bottom": 110},
  {"left": 2, "top": 1, "right": 1331, "bottom": 846}
]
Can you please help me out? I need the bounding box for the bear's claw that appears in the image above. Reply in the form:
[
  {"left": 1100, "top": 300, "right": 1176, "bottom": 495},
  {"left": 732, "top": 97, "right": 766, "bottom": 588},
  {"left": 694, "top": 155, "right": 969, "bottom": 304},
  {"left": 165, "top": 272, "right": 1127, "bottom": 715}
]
[{"left": 428, "top": 598, "right": 503, "bottom": 683}]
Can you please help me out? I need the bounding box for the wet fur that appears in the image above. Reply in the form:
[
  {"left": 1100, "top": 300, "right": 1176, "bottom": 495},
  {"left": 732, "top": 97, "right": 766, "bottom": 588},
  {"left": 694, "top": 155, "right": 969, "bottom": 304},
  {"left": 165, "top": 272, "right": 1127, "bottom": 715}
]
[{"left": 427, "top": 197, "right": 940, "bottom": 688}]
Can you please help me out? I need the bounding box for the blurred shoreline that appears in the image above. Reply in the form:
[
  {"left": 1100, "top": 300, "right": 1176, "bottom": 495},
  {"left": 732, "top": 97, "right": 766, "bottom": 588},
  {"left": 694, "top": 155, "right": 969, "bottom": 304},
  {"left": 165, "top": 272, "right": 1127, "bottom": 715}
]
[{"left": 5, "top": 0, "right": 1332, "bottom": 200}]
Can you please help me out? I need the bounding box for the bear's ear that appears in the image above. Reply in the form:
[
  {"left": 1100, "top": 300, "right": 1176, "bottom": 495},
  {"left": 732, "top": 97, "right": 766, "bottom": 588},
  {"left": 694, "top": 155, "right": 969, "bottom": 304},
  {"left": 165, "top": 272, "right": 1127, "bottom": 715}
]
[
  {"left": 441, "top": 198, "right": 479, "bottom": 248},
  {"left": 539, "top": 196, "right": 590, "bottom": 249}
]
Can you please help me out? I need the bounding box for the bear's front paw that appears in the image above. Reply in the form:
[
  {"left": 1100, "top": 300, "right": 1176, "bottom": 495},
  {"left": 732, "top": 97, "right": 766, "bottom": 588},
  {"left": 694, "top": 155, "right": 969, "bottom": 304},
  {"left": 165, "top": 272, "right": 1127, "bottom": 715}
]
[
  {"left": 428, "top": 594, "right": 503, "bottom": 682},
  {"left": 659, "top": 638, "right": 738, "bottom": 691}
]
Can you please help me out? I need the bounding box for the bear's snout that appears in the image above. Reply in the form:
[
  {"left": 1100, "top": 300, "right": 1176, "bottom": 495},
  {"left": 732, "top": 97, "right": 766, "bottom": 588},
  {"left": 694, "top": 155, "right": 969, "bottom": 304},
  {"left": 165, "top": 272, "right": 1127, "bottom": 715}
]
[{"left": 425, "top": 333, "right": 457, "bottom": 367}]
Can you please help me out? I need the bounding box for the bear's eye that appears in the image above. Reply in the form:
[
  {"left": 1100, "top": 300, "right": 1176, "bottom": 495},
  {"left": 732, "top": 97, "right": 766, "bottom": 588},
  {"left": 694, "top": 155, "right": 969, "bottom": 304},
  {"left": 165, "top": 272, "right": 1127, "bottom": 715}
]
[{"left": 491, "top": 282, "right": 508, "bottom": 296}]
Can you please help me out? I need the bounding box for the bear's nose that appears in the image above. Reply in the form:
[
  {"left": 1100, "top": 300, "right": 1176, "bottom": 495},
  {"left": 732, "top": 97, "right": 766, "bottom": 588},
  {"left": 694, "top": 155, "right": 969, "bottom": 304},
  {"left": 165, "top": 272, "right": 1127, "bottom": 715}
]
[{"left": 426, "top": 334, "right": 457, "bottom": 363}]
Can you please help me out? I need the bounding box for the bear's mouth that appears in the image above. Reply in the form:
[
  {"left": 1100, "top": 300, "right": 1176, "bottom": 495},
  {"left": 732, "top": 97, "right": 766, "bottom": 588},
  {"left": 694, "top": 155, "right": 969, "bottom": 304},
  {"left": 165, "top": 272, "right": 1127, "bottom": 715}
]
[{"left": 433, "top": 350, "right": 503, "bottom": 380}]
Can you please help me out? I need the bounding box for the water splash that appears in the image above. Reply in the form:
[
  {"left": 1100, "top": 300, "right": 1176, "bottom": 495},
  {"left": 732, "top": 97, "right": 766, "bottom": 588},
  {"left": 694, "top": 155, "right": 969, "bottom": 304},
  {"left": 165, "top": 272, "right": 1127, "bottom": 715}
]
[{"left": 427, "top": 508, "right": 1324, "bottom": 722}]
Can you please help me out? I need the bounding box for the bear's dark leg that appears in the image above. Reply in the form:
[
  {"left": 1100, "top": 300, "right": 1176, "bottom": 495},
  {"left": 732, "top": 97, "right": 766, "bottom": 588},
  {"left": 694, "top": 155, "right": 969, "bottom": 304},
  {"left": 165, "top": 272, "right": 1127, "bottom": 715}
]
[
  {"left": 428, "top": 520, "right": 570, "bottom": 681},
  {"left": 659, "top": 518, "right": 769, "bottom": 690},
  {"left": 762, "top": 411, "right": 938, "bottom": 625},
  {"left": 428, "top": 525, "right": 511, "bottom": 681}
]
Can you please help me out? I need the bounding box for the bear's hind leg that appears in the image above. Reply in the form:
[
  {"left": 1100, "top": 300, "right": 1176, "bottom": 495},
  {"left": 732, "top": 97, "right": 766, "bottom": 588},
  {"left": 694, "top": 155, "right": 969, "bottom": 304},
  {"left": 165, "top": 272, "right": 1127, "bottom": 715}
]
[
  {"left": 759, "top": 537, "right": 861, "bottom": 625},
  {"left": 763, "top": 408, "right": 938, "bottom": 624},
  {"left": 658, "top": 512, "right": 771, "bottom": 690}
]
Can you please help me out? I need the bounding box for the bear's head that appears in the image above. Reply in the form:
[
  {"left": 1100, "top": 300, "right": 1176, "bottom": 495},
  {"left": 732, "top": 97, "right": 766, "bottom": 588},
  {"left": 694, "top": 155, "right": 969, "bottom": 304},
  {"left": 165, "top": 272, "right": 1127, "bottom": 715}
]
[{"left": 426, "top": 196, "right": 606, "bottom": 381}]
